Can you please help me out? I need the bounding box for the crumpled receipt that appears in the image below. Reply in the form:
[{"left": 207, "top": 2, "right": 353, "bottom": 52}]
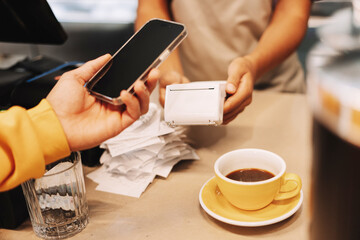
[{"left": 87, "top": 103, "right": 199, "bottom": 198}]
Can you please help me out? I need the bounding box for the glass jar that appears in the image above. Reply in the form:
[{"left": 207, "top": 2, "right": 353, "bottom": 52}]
[{"left": 21, "top": 152, "right": 89, "bottom": 239}]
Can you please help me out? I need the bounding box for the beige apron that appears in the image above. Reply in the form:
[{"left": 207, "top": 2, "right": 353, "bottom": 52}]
[{"left": 170, "top": 0, "right": 305, "bottom": 93}]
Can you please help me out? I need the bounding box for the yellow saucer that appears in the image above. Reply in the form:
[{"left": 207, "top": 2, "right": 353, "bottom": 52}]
[{"left": 199, "top": 177, "right": 303, "bottom": 227}]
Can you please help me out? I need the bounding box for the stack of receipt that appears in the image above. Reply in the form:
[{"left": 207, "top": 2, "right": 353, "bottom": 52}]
[{"left": 87, "top": 103, "right": 199, "bottom": 198}]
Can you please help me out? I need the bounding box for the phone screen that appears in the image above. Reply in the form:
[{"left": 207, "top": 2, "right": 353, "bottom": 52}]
[{"left": 89, "top": 19, "right": 185, "bottom": 99}]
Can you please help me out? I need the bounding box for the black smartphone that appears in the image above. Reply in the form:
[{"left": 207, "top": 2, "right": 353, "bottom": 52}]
[{"left": 85, "top": 18, "right": 187, "bottom": 105}]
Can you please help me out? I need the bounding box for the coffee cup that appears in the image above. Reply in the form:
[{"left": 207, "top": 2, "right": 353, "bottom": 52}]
[{"left": 214, "top": 148, "right": 302, "bottom": 210}]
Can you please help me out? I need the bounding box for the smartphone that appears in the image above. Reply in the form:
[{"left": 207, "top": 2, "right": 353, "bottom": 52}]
[{"left": 85, "top": 18, "right": 187, "bottom": 105}]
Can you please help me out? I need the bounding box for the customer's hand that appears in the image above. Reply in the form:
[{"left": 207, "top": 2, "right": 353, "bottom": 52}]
[
  {"left": 223, "top": 57, "right": 255, "bottom": 124},
  {"left": 158, "top": 70, "right": 190, "bottom": 106},
  {"left": 46, "top": 54, "right": 159, "bottom": 151}
]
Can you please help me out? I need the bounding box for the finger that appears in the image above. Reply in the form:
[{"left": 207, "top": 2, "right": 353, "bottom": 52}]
[
  {"left": 146, "top": 68, "right": 160, "bottom": 93},
  {"left": 223, "top": 73, "right": 253, "bottom": 114},
  {"left": 120, "top": 90, "right": 141, "bottom": 124},
  {"left": 159, "top": 87, "right": 166, "bottom": 107},
  {"left": 62, "top": 54, "right": 112, "bottom": 85},
  {"left": 223, "top": 105, "right": 244, "bottom": 122},
  {"left": 224, "top": 90, "right": 252, "bottom": 115},
  {"left": 223, "top": 96, "right": 252, "bottom": 124},
  {"left": 133, "top": 80, "right": 150, "bottom": 114},
  {"left": 223, "top": 99, "right": 248, "bottom": 122},
  {"left": 223, "top": 113, "right": 238, "bottom": 125},
  {"left": 222, "top": 80, "right": 252, "bottom": 124},
  {"left": 223, "top": 94, "right": 252, "bottom": 121},
  {"left": 223, "top": 110, "right": 245, "bottom": 124}
]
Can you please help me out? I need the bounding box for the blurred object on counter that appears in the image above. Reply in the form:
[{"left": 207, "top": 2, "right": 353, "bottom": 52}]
[{"left": 307, "top": 1, "right": 360, "bottom": 239}]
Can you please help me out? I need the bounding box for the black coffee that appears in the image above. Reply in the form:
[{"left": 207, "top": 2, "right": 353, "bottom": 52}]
[{"left": 226, "top": 168, "right": 275, "bottom": 182}]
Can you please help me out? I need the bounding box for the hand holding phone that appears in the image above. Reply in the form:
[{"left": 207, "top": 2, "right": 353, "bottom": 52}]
[{"left": 85, "top": 18, "right": 187, "bottom": 105}]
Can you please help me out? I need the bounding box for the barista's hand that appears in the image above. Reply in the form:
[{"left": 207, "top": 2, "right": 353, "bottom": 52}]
[
  {"left": 159, "top": 70, "right": 190, "bottom": 106},
  {"left": 47, "top": 54, "right": 159, "bottom": 151},
  {"left": 223, "top": 57, "right": 255, "bottom": 124}
]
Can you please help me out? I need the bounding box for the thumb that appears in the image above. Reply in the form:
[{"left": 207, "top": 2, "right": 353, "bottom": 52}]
[
  {"left": 226, "top": 60, "right": 245, "bottom": 95},
  {"left": 70, "top": 54, "right": 112, "bottom": 85}
]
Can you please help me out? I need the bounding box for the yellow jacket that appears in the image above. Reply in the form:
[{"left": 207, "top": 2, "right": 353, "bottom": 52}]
[{"left": 0, "top": 99, "right": 71, "bottom": 191}]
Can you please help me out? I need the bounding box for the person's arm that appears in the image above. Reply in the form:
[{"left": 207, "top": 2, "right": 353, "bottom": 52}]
[
  {"left": 246, "top": 0, "right": 311, "bottom": 79},
  {"left": 136, "top": 0, "right": 188, "bottom": 106},
  {"left": 0, "top": 54, "right": 159, "bottom": 191},
  {"left": 136, "top": 0, "right": 171, "bottom": 28},
  {"left": 0, "top": 101, "right": 71, "bottom": 191},
  {"left": 223, "top": 0, "right": 311, "bottom": 124}
]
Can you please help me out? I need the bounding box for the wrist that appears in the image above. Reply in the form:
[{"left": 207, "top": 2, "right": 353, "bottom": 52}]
[{"left": 28, "top": 99, "right": 71, "bottom": 164}]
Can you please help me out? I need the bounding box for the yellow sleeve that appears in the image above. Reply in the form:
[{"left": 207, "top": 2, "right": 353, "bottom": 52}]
[{"left": 0, "top": 99, "right": 71, "bottom": 191}]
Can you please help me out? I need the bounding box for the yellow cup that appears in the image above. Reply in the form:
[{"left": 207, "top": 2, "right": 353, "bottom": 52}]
[{"left": 214, "top": 148, "right": 302, "bottom": 210}]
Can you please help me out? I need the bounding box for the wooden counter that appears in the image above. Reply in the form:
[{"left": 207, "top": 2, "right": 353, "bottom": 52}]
[{"left": 0, "top": 91, "right": 313, "bottom": 240}]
